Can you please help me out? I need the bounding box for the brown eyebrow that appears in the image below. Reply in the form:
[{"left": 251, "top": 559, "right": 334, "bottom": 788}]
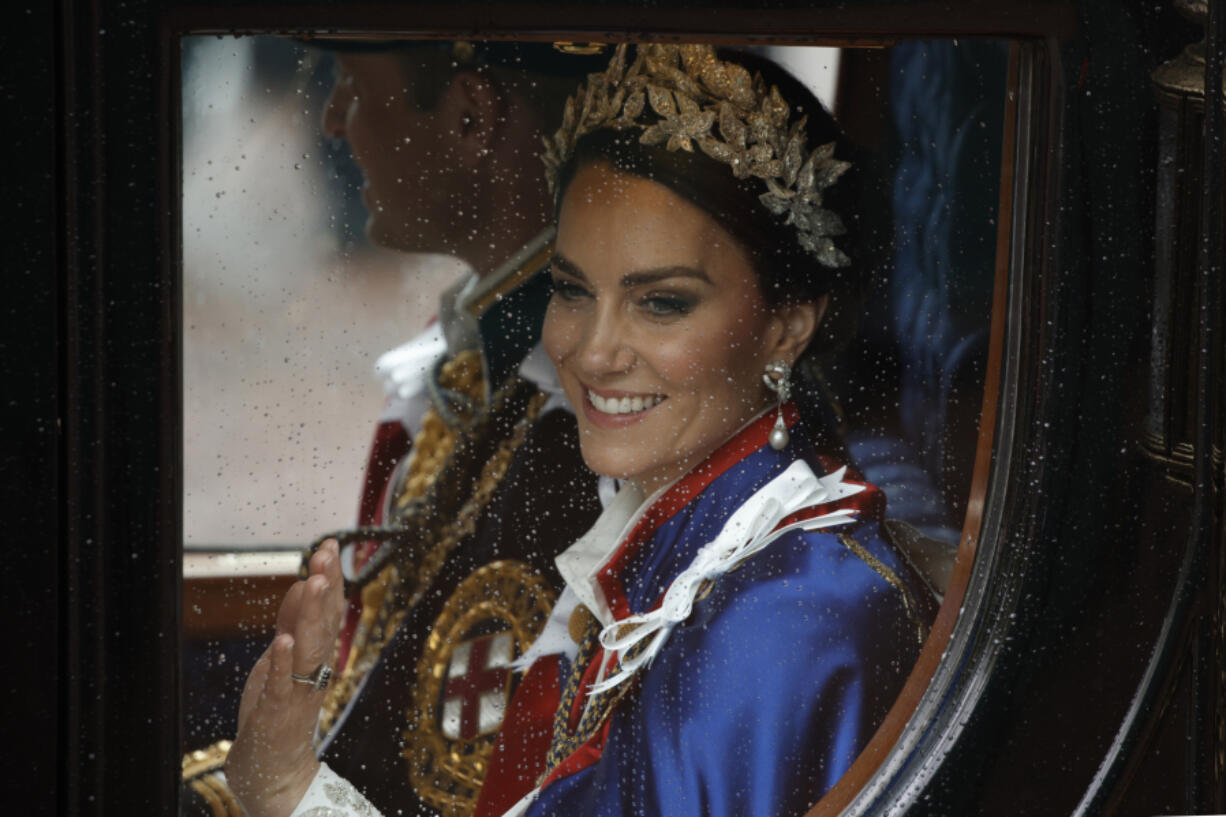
[
  {"left": 548, "top": 254, "right": 589, "bottom": 282},
  {"left": 549, "top": 253, "right": 712, "bottom": 288}
]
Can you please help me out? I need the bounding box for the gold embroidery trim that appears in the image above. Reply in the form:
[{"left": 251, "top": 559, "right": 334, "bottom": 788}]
[
  {"left": 181, "top": 739, "right": 231, "bottom": 781},
  {"left": 182, "top": 741, "right": 243, "bottom": 816},
  {"left": 837, "top": 533, "right": 928, "bottom": 646},
  {"left": 406, "top": 561, "right": 557, "bottom": 817},
  {"left": 318, "top": 383, "right": 548, "bottom": 739},
  {"left": 393, "top": 350, "right": 485, "bottom": 515},
  {"left": 319, "top": 350, "right": 487, "bottom": 737},
  {"left": 201, "top": 772, "right": 244, "bottom": 816},
  {"left": 406, "top": 389, "right": 549, "bottom": 609},
  {"left": 187, "top": 778, "right": 227, "bottom": 817}
]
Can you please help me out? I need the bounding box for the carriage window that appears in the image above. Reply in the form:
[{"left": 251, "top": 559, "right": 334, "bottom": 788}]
[{"left": 181, "top": 34, "right": 1010, "bottom": 809}]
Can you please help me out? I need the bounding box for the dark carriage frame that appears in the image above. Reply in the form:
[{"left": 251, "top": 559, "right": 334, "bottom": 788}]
[{"left": 4, "top": 1, "right": 1222, "bottom": 815}]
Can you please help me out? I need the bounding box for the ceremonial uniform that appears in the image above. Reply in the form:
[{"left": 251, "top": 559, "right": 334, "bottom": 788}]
[
  {"left": 183, "top": 232, "right": 606, "bottom": 817},
  {"left": 291, "top": 406, "right": 936, "bottom": 817}
]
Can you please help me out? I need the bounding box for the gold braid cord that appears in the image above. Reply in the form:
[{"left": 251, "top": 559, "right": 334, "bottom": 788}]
[
  {"left": 394, "top": 388, "right": 549, "bottom": 814},
  {"left": 542, "top": 611, "right": 646, "bottom": 781},
  {"left": 320, "top": 350, "right": 487, "bottom": 737},
  {"left": 403, "top": 389, "right": 549, "bottom": 603},
  {"left": 838, "top": 533, "right": 930, "bottom": 648},
  {"left": 317, "top": 366, "right": 547, "bottom": 741},
  {"left": 181, "top": 741, "right": 243, "bottom": 817},
  {"left": 542, "top": 43, "right": 852, "bottom": 268},
  {"left": 393, "top": 351, "right": 485, "bottom": 514}
]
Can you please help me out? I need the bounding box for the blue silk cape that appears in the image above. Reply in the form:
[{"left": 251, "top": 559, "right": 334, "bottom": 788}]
[{"left": 504, "top": 415, "right": 934, "bottom": 817}]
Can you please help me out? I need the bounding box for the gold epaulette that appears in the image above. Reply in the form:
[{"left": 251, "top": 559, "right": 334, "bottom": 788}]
[
  {"left": 182, "top": 741, "right": 243, "bottom": 817},
  {"left": 392, "top": 349, "right": 485, "bottom": 514}
]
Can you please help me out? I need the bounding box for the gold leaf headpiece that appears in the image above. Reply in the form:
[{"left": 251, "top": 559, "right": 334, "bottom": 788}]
[{"left": 542, "top": 43, "right": 852, "bottom": 269}]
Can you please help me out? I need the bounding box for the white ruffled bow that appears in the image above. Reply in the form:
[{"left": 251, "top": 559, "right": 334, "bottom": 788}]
[{"left": 588, "top": 460, "right": 864, "bottom": 695}]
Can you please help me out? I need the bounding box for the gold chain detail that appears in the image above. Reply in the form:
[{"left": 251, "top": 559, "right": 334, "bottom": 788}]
[
  {"left": 542, "top": 613, "right": 645, "bottom": 780},
  {"left": 409, "top": 389, "right": 550, "bottom": 605},
  {"left": 319, "top": 350, "right": 487, "bottom": 737},
  {"left": 318, "top": 382, "right": 547, "bottom": 739}
]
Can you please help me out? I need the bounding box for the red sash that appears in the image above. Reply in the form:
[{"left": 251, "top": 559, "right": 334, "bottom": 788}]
[{"left": 336, "top": 418, "right": 410, "bottom": 669}]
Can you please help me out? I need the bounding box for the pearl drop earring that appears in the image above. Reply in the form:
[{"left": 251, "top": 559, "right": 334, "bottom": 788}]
[{"left": 762, "top": 360, "right": 792, "bottom": 450}]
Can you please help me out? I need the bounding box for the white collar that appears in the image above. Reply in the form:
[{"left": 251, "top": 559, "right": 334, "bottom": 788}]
[
  {"left": 372, "top": 322, "right": 448, "bottom": 402},
  {"left": 554, "top": 481, "right": 647, "bottom": 628},
  {"left": 547, "top": 412, "right": 776, "bottom": 629},
  {"left": 512, "top": 480, "right": 648, "bottom": 672},
  {"left": 514, "top": 408, "right": 787, "bottom": 670}
]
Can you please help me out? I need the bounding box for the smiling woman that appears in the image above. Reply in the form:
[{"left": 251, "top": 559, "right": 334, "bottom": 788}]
[
  {"left": 544, "top": 161, "right": 819, "bottom": 491},
  {"left": 227, "top": 43, "right": 938, "bottom": 817},
  {"left": 468, "top": 45, "right": 934, "bottom": 817},
  {"left": 25, "top": 2, "right": 1221, "bottom": 815}
]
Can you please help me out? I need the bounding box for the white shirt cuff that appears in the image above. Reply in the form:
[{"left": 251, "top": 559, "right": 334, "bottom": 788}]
[{"left": 288, "top": 762, "right": 381, "bottom": 817}]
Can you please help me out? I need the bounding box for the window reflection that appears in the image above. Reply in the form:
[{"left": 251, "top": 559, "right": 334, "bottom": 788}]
[{"left": 182, "top": 36, "right": 456, "bottom": 549}]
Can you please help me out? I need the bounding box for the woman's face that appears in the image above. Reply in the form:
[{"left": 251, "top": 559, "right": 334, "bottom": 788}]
[{"left": 544, "top": 161, "right": 814, "bottom": 491}]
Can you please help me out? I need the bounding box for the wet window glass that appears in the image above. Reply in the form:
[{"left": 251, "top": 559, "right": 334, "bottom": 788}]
[{"left": 180, "top": 35, "right": 1010, "bottom": 815}]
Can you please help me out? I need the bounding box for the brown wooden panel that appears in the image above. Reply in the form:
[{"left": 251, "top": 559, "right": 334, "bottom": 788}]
[{"left": 184, "top": 562, "right": 298, "bottom": 641}]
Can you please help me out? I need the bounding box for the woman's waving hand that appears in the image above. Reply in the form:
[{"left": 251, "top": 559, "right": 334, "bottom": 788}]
[{"left": 227, "top": 539, "right": 346, "bottom": 817}]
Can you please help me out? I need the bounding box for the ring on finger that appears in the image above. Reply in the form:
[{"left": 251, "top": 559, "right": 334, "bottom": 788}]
[{"left": 290, "top": 663, "right": 333, "bottom": 691}]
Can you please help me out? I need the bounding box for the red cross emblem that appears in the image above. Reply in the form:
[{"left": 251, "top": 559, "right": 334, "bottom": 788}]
[{"left": 441, "top": 631, "right": 514, "bottom": 740}]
